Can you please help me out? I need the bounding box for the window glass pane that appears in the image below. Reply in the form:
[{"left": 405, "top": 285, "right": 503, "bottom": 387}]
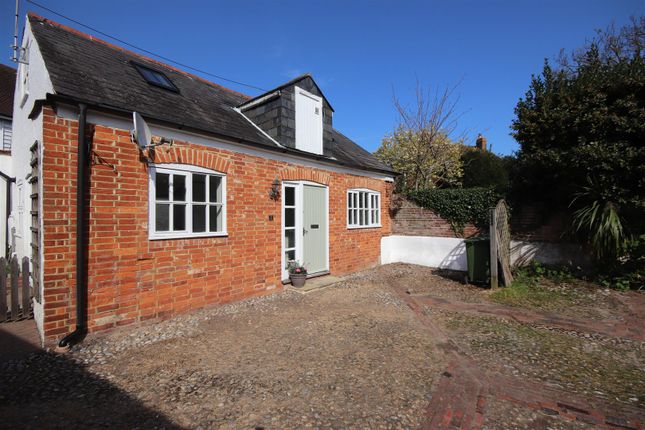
[
  {"left": 209, "top": 205, "right": 222, "bottom": 232},
  {"left": 353, "top": 209, "right": 358, "bottom": 224},
  {"left": 193, "top": 204, "right": 206, "bottom": 232},
  {"left": 209, "top": 176, "right": 222, "bottom": 203},
  {"left": 156, "top": 203, "right": 169, "bottom": 231},
  {"left": 173, "top": 204, "right": 186, "bottom": 230},
  {"left": 285, "top": 208, "right": 295, "bottom": 228},
  {"left": 285, "top": 229, "right": 295, "bottom": 248},
  {"left": 193, "top": 174, "right": 206, "bottom": 202},
  {"left": 286, "top": 250, "right": 295, "bottom": 263},
  {"left": 353, "top": 193, "right": 357, "bottom": 209},
  {"left": 156, "top": 173, "right": 169, "bottom": 201},
  {"left": 359, "top": 209, "right": 363, "bottom": 225},
  {"left": 348, "top": 206, "right": 353, "bottom": 225},
  {"left": 376, "top": 207, "right": 380, "bottom": 224},
  {"left": 371, "top": 209, "right": 375, "bottom": 224},
  {"left": 285, "top": 187, "right": 295, "bottom": 206},
  {"left": 173, "top": 175, "right": 186, "bottom": 201},
  {"left": 347, "top": 193, "right": 352, "bottom": 209},
  {"left": 364, "top": 209, "right": 369, "bottom": 225}
]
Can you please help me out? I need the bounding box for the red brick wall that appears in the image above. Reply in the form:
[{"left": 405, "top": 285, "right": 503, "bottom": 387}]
[
  {"left": 41, "top": 106, "right": 393, "bottom": 341},
  {"left": 390, "top": 196, "right": 479, "bottom": 238}
]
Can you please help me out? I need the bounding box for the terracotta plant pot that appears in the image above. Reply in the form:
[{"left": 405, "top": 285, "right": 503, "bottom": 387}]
[{"left": 289, "top": 273, "right": 307, "bottom": 288}]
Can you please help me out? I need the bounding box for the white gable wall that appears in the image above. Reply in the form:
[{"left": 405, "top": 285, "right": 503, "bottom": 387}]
[{"left": 11, "top": 18, "right": 54, "bottom": 342}]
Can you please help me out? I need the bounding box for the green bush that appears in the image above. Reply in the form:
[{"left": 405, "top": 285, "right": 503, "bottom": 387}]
[
  {"left": 408, "top": 187, "right": 500, "bottom": 235},
  {"left": 461, "top": 149, "right": 510, "bottom": 192}
]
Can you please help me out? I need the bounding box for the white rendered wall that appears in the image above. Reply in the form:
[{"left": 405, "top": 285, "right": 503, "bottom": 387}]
[
  {"left": 11, "top": 18, "right": 54, "bottom": 343},
  {"left": 381, "top": 236, "right": 591, "bottom": 272},
  {"left": 381, "top": 235, "right": 468, "bottom": 271},
  {"left": 0, "top": 151, "right": 10, "bottom": 256}
]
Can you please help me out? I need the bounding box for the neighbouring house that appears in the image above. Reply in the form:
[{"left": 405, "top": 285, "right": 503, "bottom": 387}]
[
  {"left": 0, "top": 64, "right": 16, "bottom": 257},
  {"left": 12, "top": 13, "right": 396, "bottom": 344}
]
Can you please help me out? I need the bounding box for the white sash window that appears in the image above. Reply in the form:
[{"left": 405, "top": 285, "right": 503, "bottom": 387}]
[{"left": 149, "top": 164, "right": 226, "bottom": 239}]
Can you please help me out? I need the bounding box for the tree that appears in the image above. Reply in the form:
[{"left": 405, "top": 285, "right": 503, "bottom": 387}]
[
  {"left": 511, "top": 17, "right": 645, "bottom": 270},
  {"left": 375, "top": 82, "right": 464, "bottom": 191},
  {"left": 460, "top": 148, "right": 510, "bottom": 191}
]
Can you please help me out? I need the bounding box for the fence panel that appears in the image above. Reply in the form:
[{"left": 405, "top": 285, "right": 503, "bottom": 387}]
[
  {"left": 1, "top": 256, "right": 33, "bottom": 322},
  {"left": 0, "top": 257, "right": 6, "bottom": 322}
]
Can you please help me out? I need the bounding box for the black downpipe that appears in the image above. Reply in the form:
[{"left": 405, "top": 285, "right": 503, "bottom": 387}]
[{"left": 58, "top": 103, "right": 88, "bottom": 348}]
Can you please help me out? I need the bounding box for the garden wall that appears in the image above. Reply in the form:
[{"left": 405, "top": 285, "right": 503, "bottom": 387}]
[
  {"left": 384, "top": 197, "right": 591, "bottom": 272},
  {"left": 390, "top": 197, "right": 480, "bottom": 238}
]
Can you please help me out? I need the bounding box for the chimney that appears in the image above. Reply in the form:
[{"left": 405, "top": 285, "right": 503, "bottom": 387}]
[{"left": 475, "top": 133, "right": 487, "bottom": 151}]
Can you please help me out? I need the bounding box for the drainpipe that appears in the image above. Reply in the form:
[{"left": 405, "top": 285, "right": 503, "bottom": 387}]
[{"left": 58, "top": 103, "right": 88, "bottom": 348}]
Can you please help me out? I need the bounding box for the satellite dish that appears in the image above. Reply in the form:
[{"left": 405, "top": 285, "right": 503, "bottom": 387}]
[{"left": 131, "top": 112, "right": 152, "bottom": 149}]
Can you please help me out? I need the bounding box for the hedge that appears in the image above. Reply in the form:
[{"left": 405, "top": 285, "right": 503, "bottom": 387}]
[{"left": 407, "top": 187, "right": 500, "bottom": 235}]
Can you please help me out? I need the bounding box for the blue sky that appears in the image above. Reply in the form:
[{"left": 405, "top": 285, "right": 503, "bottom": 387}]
[{"left": 2, "top": 0, "right": 643, "bottom": 155}]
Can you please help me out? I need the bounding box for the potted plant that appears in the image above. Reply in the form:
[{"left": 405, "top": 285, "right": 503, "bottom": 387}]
[{"left": 287, "top": 260, "right": 307, "bottom": 287}]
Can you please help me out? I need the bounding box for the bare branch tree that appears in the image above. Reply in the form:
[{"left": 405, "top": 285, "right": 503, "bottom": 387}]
[{"left": 376, "top": 80, "right": 466, "bottom": 191}]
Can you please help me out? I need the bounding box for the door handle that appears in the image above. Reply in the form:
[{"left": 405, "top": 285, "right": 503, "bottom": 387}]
[{"left": 303, "top": 228, "right": 308, "bottom": 235}]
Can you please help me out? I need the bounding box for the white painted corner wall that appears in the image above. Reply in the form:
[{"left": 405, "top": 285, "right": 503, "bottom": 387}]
[
  {"left": 381, "top": 236, "right": 468, "bottom": 271},
  {"left": 381, "top": 235, "right": 591, "bottom": 272}
]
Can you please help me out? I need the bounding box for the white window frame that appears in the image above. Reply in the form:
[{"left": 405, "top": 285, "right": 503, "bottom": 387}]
[
  {"left": 148, "top": 163, "right": 227, "bottom": 240},
  {"left": 347, "top": 188, "right": 381, "bottom": 229}
]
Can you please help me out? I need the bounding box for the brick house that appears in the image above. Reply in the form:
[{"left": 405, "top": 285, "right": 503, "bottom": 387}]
[{"left": 12, "top": 14, "right": 396, "bottom": 345}]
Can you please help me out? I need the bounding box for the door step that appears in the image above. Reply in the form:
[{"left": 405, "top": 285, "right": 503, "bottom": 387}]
[{"left": 287, "top": 275, "right": 344, "bottom": 294}]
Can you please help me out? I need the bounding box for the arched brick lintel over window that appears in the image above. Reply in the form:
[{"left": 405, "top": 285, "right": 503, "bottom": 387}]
[{"left": 149, "top": 145, "right": 230, "bottom": 173}]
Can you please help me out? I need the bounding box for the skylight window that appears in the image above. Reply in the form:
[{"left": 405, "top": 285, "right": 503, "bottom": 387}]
[{"left": 133, "top": 63, "right": 178, "bottom": 92}]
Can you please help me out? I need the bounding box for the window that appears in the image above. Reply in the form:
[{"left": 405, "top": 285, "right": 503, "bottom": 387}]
[
  {"left": 347, "top": 189, "right": 380, "bottom": 228},
  {"left": 149, "top": 164, "right": 226, "bottom": 239},
  {"left": 0, "top": 119, "right": 11, "bottom": 151},
  {"left": 133, "top": 63, "right": 178, "bottom": 92},
  {"left": 283, "top": 185, "right": 297, "bottom": 265}
]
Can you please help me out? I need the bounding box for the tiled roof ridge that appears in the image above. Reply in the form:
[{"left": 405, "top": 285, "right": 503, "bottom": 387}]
[{"left": 27, "top": 12, "right": 252, "bottom": 100}]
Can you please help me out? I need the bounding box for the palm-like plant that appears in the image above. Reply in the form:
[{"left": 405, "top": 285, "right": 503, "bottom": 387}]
[{"left": 570, "top": 177, "right": 627, "bottom": 262}]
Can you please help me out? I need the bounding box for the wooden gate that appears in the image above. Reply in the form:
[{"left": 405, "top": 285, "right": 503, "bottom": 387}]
[
  {"left": 489, "top": 200, "right": 513, "bottom": 288},
  {"left": 0, "top": 256, "right": 32, "bottom": 322}
]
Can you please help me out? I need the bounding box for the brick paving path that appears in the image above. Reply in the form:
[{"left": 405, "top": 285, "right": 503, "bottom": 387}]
[
  {"left": 0, "top": 319, "right": 41, "bottom": 363},
  {"left": 415, "top": 294, "right": 645, "bottom": 341},
  {"left": 392, "top": 285, "right": 645, "bottom": 430}
]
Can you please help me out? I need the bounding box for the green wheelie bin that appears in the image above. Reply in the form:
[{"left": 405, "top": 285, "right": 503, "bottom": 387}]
[{"left": 464, "top": 236, "right": 490, "bottom": 284}]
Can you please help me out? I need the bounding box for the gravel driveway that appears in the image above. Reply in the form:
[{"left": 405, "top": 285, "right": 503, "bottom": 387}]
[{"left": 1, "top": 279, "right": 445, "bottom": 429}]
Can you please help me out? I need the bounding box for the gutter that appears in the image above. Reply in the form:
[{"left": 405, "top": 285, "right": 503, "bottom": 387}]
[
  {"left": 37, "top": 93, "right": 398, "bottom": 177},
  {"left": 58, "top": 103, "right": 88, "bottom": 348}
]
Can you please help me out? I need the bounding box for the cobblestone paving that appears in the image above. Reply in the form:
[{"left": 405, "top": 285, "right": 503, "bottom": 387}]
[
  {"left": 1, "top": 282, "right": 445, "bottom": 429},
  {"left": 1, "top": 263, "right": 643, "bottom": 429}
]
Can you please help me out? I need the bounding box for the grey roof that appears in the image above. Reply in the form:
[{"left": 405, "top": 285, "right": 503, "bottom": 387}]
[
  {"left": 0, "top": 64, "right": 16, "bottom": 118},
  {"left": 238, "top": 73, "right": 335, "bottom": 112},
  {"left": 29, "top": 14, "right": 395, "bottom": 175}
]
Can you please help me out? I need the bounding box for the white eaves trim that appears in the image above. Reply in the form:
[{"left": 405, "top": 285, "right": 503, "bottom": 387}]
[
  {"left": 54, "top": 104, "right": 395, "bottom": 182},
  {"left": 232, "top": 107, "right": 285, "bottom": 148},
  {"left": 237, "top": 90, "right": 281, "bottom": 111}
]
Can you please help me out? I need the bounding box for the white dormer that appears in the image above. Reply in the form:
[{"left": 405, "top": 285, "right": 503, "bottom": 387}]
[{"left": 294, "top": 86, "right": 323, "bottom": 155}]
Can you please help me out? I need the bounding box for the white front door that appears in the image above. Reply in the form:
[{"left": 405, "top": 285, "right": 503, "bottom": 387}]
[{"left": 282, "top": 182, "right": 329, "bottom": 280}]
